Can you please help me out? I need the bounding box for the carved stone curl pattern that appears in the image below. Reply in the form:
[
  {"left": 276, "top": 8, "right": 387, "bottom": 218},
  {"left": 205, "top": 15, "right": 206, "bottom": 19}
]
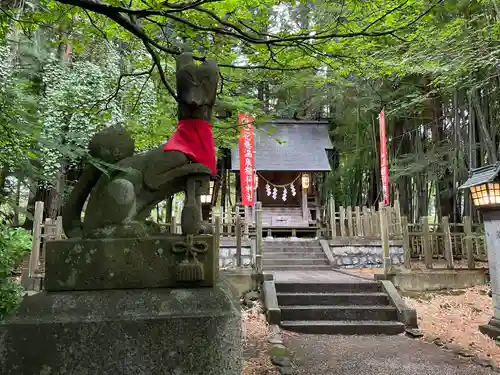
[
  {"left": 172, "top": 234, "right": 209, "bottom": 282},
  {"left": 61, "top": 53, "right": 219, "bottom": 239}
]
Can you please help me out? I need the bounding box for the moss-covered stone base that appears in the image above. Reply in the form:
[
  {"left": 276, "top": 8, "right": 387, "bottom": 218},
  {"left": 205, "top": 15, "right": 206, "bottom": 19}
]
[
  {"left": 44, "top": 235, "right": 218, "bottom": 291},
  {"left": 0, "top": 279, "right": 241, "bottom": 375}
]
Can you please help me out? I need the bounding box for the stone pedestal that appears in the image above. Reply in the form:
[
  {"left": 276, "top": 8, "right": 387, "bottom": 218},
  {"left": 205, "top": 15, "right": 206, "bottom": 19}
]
[
  {"left": 44, "top": 235, "right": 218, "bottom": 291},
  {"left": 480, "top": 210, "right": 500, "bottom": 339},
  {"left": 0, "top": 279, "right": 241, "bottom": 375},
  {"left": 0, "top": 235, "right": 241, "bottom": 374}
]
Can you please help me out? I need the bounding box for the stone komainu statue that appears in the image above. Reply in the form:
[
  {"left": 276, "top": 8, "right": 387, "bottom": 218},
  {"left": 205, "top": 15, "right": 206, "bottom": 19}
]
[{"left": 62, "top": 53, "right": 219, "bottom": 239}]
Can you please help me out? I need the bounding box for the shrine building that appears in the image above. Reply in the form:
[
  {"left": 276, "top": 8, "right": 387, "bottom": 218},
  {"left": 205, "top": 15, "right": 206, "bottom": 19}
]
[{"left": 231, "top": 119, "right": 333, "bottom": 237}]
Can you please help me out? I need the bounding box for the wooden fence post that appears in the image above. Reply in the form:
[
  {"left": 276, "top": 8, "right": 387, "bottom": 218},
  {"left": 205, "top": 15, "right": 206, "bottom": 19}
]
[
  {"left": 355, "top": 206, "right": 362, "bottom": 236},
  {"left": 41, "top": 218, "right": 52, "bottom": 259},
  {"left": 44, "top": 217, "right": 52, "bottom": 235},
  {"left": 255, "top": 201, "right": 263, "bottom": 274},
  {"left": 235, "top": 213, "right": 242, "bottom": 267},
  {"left": 224, "top": 207, "right": 231, "bottom": 235},
  {"left": 171, "top": 215, "right": 176, "bottom": 234},
  {"left": 463, "top": 216, "right": 475, "bottom": 269},
  {"left": 224, "top": 206, "right": 229, "bottom": 235},
  {"left": 219, "top": 206, "right": 224, "bottom": 234},
  {"left": 244, "top": 206, "right": 252, "bottom": 227},
  {"left": 401, "top": 216, "right": 411, "bottom": 268},
  {"left": 442, "top": 216, "right": 454, "bottom": 269},
  {"left": 379, "top": 203, "right": 391, "bottom": 273},
  {"left": 362, "top": 207, "right": 371, "bottom": 237},
  {"left": 346, "top": 206, "right": 354, "bottom": 237},
  {"left": 422, "top": 216, "right": 433, "bottom": 269},
  {"left": 243, "top": 205, "right": 249, "bottom": 239},
  {"left": 214, "top": 214, "right": 221, "bottom": 255},
  {"left": 55, "top": 216, "right": 63, "bottom": 239},
  {"left": 28, "top": 201, "right": 44, "bottom": 278},
  {"left": 384, "top": 206, "right": 392, "bottom": 237},
  {"left": 329, "top": 196, "right": 336, "bottom": 238},
  {"left": 370, "top": 206, "right": 379, "bottom": 236},
  {"left": 394, "top": 199, "right": 402, "bottom": 236},
  {"left": 232, "top": 206, "right": 237, "bottom": 235},
  {"left": 339, "top": 206, "right": 347, "bottom": 237}
]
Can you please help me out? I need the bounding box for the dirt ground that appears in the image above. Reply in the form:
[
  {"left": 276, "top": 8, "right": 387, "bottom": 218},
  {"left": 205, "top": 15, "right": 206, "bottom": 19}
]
[
  {"left": 242, "top": 302, "right": 279, "bottom": 375},
  {"left": 404, "top": 286, "right": 500, "bottom": 366},
  {"left": 349, "top": 267, "right": 499, "bottom": 366}
]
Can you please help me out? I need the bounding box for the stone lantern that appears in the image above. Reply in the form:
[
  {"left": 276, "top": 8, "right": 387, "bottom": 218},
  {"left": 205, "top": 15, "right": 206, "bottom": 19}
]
[{"left": 460, "top": 163, "right": 500, "bottom": 339}]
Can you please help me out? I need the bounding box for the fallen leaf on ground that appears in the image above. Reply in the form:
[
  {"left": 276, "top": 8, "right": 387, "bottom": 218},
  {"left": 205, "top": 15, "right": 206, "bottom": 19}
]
[
  {"left": 404, "top": 286, "right": 500, "bottom": 366},
  {"left": 242, "top": 302, "right": 280, "bottom": 375}
]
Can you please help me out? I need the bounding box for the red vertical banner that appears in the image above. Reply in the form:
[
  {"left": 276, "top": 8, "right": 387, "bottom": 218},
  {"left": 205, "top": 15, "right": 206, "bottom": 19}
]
[
  {"left": 379, "top": 110, "right": 390, "bottom": 206},
  {"left": 238, "top": 113, "right": 255, "bottom": 206}
]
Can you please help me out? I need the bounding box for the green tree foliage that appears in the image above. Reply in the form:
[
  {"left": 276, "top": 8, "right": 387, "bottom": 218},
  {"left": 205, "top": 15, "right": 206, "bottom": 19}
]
[
  {"left": 0, "top": 226, "right": 31, "bottom": 320},
  {"left": 1, "top": 0, "right": 499, "bottom": 223},
  {"left": 0, "top": 43, "right": 37, "bottom": 175}
]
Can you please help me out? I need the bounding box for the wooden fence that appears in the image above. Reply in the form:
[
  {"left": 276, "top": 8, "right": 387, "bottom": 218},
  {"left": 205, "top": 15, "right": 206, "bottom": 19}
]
[
  {"left": 28, "top": 201, "right": 64, "bottom": 278},
  {"left": 28, "top": 200, "right": 487, "bottom": 274},
  {"left": 28, "top": 202, "right": 262, "bottom": 277},
  {"left": 210, "top": 206, "right": 250, "bottom": 238},
  {"left": 325, "top": 199, "right": 403, "bottom": 239},
  {"left": 401, "top": 215, "right": 486, "bottom": 270},
  {"left": 159, "top": 205, "right": 250, "bottom": 238}
]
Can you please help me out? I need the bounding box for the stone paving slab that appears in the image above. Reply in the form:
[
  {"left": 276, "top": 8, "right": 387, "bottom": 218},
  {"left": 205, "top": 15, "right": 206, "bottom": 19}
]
[
  {"left": 283, "top": 333, "right": 497, "bottom": 375},
  {"left": 272, "top": 270, "right": 376, "bottom": 283}
]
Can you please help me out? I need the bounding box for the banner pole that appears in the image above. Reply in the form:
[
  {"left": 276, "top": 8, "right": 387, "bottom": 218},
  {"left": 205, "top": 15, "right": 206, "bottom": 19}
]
[{"left": 379, "top": 108, "right": 391, "bottom": 274}]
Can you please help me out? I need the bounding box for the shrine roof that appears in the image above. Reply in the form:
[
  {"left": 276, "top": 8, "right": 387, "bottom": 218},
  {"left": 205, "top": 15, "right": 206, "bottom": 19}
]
[{"left": 230, "top": 119, "right": 333, "bottom": 172}]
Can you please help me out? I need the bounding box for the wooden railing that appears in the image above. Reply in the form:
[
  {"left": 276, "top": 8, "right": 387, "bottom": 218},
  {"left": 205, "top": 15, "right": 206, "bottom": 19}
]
[
  {"left": 29, "top": 201, "right": 263, "bottom": 275},
  {"left": 28, "top": 201, "right": 64, "bottom": 278},
  {"left": 159, "top": 206, "right": 250, "bottom": 238},
  {"left": 325, "top": 199, "right": 403, "bottom": 239},
  {"left": 401, "top": 215, "right": 486, "bottom": 270},
  {"left": 210, "top": 206, "right": 250, "bottom": 238},
  {"left": 324, "top": 198, "right": 487, "bottom": 270},
  {"left": 156, "top": 204, "right": 263, "bottom": 272},
  {"left": 27, "top": 199, "right": 487, "bottom": 276}
]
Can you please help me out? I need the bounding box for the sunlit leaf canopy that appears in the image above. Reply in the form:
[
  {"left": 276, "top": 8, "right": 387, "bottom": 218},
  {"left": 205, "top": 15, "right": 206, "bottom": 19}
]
[{"left": 9, "top": 0, "right": 443, "bottom": 99}]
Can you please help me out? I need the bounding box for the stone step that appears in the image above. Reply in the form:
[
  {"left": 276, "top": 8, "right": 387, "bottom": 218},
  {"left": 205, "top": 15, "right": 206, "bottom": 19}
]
[
  {"left": 280, "top": 320, "right": 405, "bottom": 335},
  {"left": 263, "top": 239, "right": 318, "bottom": 242},
  {"left": 262, "top": 207, "right": 302, "bottom": 212},
  {"left": 263, "top": 258, "right": 329, "bottom": 266},
  {"left": 262, "top": 247, "right": 323, "bottom": 252},
  {"left": 280, "top": 305, "right": 398, "bottom": 321},
  {"left": 277, "top": 292, "right": 389, "bottom": 306},
  {"left": 263, "top": 242, "right": 319, "bottom": 247},
  {"left": 263, "top": 252, "right": 327, "bottom": 259},
  {"left": 275, "top": 282, "right": 382, "bottom": 294},
  {"left": 263, "top": 243, "right": 321, "bottom": 248},
  {"left": 262, "top": 265, "right": 333, "bottom": 271}
]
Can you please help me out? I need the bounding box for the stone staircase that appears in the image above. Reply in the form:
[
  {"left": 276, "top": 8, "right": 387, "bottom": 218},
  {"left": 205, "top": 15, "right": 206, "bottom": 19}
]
[
  {"left": 265, "top": 270, "right": 406, "bottom": 335},
  {"left": 262, "top": 240, "right": 331, "bottom": 271}
]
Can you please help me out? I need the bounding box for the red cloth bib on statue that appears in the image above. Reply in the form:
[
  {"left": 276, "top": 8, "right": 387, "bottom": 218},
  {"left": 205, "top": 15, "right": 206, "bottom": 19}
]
[{"left": 163, "top": 119, "right": 216, "bottom": 176}]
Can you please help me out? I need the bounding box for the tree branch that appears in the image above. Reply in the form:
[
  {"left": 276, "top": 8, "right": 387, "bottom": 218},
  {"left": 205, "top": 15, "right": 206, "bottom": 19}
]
[
  {"left": 132, "top": 68, "right": 153, "bottom": 111},
  {"left": 83, "top": 8, "right": 109, "bottom": 41},
  {"left": 55, "top": 0, "right": 219, "bottom": 17},
  {"left": 54, "top": 0, "right": 445, "bottom": 45},
  {"left": 218, "top": 63, "right": 315, "bottom": 71},
  {"left": 143, "top": 41, "right": 177, "bottom": 99},
  {"left": 92, "top": 67, "right": 154, "bottom": 112},
  {"left": 51, "top": 0, "right": 445, "bottom": 98}
]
